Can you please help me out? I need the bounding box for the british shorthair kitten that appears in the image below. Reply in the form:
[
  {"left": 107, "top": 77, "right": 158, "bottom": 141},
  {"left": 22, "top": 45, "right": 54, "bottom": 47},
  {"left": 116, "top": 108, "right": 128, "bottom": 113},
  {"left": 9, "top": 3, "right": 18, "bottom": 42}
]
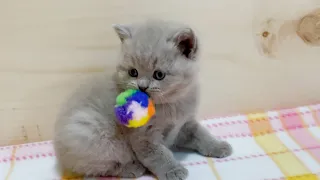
[{"left": 54, "top": 20, "right": 232, "bottom": 180}]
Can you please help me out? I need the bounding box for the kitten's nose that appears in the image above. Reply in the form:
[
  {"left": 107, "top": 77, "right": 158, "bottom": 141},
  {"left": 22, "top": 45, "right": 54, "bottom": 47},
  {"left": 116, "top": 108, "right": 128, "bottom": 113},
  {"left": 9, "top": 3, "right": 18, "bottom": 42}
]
[{"left": 138, "top": 86, "right": 148, "bottom": 92}]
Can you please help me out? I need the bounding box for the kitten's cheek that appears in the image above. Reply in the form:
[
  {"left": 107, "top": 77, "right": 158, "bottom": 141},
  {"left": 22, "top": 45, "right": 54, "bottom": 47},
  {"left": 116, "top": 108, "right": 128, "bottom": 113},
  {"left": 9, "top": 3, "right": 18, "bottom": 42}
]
[
  {"left": 150, "top": 94, "right": 163, "bottom": 104},
  {"left": 117, "top": 71, "right": 127, "bottom": 80},
  {"left": 150, "top": 96, "right": 160, "bottom": 104}
]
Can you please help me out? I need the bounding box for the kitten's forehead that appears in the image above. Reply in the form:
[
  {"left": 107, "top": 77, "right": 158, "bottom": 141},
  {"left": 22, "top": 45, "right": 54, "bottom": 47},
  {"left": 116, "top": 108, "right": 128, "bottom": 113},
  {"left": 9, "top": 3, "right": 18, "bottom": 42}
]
[
  {"left": 122, "top": 32, "right": 176, "bottom": 71},
  {"left": 123, "top": 45, "right": 175, "bottom": 71}
]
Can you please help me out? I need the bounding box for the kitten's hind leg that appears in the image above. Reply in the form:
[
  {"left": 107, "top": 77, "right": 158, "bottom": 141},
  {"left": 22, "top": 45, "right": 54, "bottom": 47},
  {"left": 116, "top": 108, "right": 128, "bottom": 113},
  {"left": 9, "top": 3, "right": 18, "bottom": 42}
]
[{"left": 118, "top": 160, "right": 147, "bottom": 178}]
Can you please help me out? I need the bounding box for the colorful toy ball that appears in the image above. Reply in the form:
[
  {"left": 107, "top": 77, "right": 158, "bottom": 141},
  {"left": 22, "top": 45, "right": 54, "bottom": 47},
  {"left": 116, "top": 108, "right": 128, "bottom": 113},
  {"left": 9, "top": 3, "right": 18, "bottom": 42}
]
[{"left": 114, "top": 89, "right": 155, "bottom": 128}]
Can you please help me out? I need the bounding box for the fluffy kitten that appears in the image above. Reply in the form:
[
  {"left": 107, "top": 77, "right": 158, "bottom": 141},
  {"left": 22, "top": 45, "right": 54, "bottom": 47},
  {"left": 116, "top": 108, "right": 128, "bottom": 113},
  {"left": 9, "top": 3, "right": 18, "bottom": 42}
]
[{"left": 54, "top": 20, "right": 232, "bottom": 180}]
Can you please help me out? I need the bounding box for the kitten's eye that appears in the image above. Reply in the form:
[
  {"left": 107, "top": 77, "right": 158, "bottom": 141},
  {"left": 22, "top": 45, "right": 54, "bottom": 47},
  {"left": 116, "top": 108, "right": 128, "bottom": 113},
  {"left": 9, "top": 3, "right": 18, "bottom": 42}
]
[
  {"left": 128, "top": 68, "right": 138, "bottom": 77},
  {"left": 153, "top": 70, "right": 166, "bottom": 80}
]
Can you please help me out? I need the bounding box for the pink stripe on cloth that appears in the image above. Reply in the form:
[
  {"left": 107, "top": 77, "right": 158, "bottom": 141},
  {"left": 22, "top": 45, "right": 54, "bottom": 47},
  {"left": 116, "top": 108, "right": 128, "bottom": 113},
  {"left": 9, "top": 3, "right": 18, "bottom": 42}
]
[
  {"left": 288, "top": 129, "right": 320, "bottom": 160},
  {"left": 298, "top": 107, "right": 319, "bottom": 126},
  {"left": 280, "top": 110, "right": 305, "bottom": 128},
  {"left": 206, "top": 116, "right": 251, "bottom": 139},
  {"left": 310, "top": 105, "right": 320, "bottom": 125},
  {"left": 279, "top": 109, "right": 320, "bottom": 162}
]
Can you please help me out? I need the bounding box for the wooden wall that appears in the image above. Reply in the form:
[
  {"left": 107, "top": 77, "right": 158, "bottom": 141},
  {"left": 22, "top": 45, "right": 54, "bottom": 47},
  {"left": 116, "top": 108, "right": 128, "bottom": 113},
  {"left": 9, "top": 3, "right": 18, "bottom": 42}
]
[{"left": 1, "top": 0, "right": 320, "bottom": 145}]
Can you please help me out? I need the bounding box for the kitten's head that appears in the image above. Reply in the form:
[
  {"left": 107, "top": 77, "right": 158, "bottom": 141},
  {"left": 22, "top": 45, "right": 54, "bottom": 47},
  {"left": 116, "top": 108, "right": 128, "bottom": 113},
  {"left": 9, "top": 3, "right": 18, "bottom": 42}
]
[{"left": 113, "top": 20, "right": 199, "bottom": 104}]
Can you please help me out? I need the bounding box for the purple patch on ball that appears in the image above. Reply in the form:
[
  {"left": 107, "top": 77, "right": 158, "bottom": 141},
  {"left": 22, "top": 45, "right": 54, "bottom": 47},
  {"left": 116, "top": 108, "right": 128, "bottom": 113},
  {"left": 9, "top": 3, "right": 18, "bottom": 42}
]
[{"left": 114, "top": 102, "right": 133, "bottom": 125}]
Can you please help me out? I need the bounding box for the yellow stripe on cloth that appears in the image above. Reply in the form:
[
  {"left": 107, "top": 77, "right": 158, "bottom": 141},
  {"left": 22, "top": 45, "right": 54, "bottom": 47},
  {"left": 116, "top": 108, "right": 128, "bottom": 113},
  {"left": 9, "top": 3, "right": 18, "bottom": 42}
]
[
  {"left": 247, "top": 113, "right": 315, "bottom": 178},
  {"left": 286, "top": 174, "right": 319, "bottom": 180},
  {"left": 207, "top": 157, "right": 221, "bottom": 180},
  {"left": 5, "top": 146, "right": 17, "bottom": 180},
  {"left": 61, "top": 170, "right": 83, "bottom": 180}
]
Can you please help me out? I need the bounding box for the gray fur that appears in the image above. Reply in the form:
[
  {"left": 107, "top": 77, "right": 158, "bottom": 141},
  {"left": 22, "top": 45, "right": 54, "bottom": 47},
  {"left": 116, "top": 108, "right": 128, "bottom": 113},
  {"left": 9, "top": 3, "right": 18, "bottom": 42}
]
[{"left": 54, "top": 20, "right": 232, "bottom": 180}]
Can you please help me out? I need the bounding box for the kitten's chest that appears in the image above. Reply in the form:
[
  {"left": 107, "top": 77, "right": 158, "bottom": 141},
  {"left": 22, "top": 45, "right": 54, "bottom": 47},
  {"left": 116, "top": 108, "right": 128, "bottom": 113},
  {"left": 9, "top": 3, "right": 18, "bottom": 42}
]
[
  {"left": 162, "top": 123, "right": 182, "bottom": 146},
  {"left": 154, "top": 103, "right": 186, "bottom": 123},
  {"left": 152, "top": 105, "right": 188, "bottom": 146}
]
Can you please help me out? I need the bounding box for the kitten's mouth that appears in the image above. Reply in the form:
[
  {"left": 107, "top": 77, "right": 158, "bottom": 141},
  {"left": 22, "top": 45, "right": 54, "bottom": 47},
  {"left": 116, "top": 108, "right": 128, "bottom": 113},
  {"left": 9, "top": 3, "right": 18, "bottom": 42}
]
[
  {"left": 144, "top": 91, "right": 151, "bottom": 97},
  {"left": 133, "top": 88, "right": 150, "bottom": 97},
  {"left": 136, "top": 87, "right": 151, "bottom": 97}
]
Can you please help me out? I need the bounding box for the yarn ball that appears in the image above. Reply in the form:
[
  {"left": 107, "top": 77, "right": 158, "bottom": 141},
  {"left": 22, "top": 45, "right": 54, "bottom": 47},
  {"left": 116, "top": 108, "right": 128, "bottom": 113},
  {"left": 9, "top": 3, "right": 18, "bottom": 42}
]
[{"left": 114, "top": 89, "right": 155, "bottom": 128}]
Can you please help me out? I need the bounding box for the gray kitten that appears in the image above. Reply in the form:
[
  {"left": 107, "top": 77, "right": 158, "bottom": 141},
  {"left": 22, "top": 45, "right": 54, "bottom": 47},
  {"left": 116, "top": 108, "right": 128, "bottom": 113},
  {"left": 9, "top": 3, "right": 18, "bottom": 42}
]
[{"left": 54, "top": 20, "right": 232, "bottom": 180}]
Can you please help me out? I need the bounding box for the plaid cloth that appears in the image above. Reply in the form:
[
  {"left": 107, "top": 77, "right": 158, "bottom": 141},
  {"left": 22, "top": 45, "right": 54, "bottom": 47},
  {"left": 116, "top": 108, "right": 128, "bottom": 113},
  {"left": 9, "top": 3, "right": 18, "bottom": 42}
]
[{"left": 1, "top": 104, "right": 320, "bottom": 180}]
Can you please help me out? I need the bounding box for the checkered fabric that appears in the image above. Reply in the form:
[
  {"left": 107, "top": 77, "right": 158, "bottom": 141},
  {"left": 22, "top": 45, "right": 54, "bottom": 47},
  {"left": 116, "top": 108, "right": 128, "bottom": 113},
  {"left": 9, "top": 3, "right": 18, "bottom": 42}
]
[{"left": 1, "top": 104, "right": 320, "bottom": 180}]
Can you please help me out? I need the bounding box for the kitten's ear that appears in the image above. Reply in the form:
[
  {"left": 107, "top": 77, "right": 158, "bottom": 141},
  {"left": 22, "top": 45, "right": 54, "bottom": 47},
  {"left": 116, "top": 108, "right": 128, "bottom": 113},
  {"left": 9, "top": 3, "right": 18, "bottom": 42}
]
[
  {"left": 112, "top": 24, "right": 132, "bottom": 42},
  {"left": 170, "top": 28, "right": 198, "bottom": 60}
]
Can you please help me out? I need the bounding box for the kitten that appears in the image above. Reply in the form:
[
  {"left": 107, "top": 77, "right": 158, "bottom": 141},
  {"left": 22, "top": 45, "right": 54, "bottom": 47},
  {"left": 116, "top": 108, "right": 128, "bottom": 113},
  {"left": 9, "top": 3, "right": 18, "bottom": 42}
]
[{"left": 54, "top": 20, "right": 232, "bottom": 180}]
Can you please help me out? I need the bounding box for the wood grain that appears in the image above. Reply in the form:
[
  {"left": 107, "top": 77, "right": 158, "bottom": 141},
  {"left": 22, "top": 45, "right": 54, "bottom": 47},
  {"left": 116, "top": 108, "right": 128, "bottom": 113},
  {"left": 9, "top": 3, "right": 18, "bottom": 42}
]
[{"left": 1, "top": 0, "right": 320, "bottom": 145}]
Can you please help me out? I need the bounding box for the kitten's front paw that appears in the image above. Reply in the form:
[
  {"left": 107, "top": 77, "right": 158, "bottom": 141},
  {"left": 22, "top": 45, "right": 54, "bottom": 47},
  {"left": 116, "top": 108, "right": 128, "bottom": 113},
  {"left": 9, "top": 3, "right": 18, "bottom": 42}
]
[
  {"left": 199, "top": 141, "right": 233, "bottom": 158},
  {"left": 158, "top": 164, "right": 188, "bottom": 180},
  {"left": 119, "top": 161, "right": 146, "bottom": 178}
]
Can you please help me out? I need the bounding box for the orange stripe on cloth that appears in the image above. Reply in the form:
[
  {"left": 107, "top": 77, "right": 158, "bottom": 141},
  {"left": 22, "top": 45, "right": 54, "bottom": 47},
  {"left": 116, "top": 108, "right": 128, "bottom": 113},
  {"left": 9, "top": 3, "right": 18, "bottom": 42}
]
[{"left": 247, "top": 113, "right": 316, "bottom": 179}]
